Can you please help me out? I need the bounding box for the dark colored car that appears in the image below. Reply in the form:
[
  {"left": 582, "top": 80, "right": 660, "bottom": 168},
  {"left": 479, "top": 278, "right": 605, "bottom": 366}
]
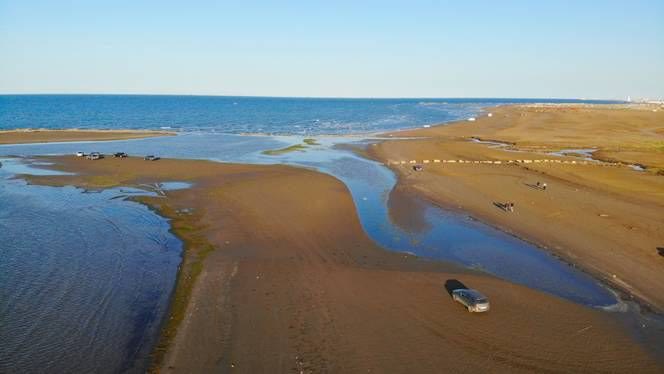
[{"left": 113, "top": 152, "right": 128, "bottom": 158}]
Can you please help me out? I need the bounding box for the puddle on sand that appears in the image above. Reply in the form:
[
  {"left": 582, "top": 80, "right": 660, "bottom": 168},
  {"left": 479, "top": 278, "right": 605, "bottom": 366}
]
[
  {"left": 548, "top": 148, "right": 598, "bottom": 161},
  {"left": 0, "top": 157, "right": 74, "bottom": 176}
]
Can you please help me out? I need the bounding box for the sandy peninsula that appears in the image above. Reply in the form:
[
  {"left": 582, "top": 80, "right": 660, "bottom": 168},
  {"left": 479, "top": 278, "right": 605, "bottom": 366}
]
[
  {"left": 0, "top": 129, "right": 175, "bottom": 144},
  {"left": 370, "top": 104, "right": 664, "bottom": 312},
  {"left": 22, "top": 155, "right": 661, "bottom": 373}
]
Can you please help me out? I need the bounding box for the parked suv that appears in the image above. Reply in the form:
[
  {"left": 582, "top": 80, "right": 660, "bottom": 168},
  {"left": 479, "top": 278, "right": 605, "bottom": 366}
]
[
  {"left": 452, "top": 289, "right": 490, "bottom": 313},
  {"left": 86, "top": 152, "right": 102, "bottom": 160}
]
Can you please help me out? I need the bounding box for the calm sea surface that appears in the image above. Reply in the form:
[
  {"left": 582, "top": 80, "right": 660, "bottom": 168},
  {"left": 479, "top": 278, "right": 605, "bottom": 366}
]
[
  {"left": 1, "top": 95, "right": 645, "bottom": 373},
  {"left": 0, "top": 95, "right": 620, "bottom": 134}
]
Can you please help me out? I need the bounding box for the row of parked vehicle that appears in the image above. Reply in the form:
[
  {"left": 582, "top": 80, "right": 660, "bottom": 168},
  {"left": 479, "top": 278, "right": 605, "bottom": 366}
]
[{"left": 75, "top": 151, "right": 160, "bottom": 161}]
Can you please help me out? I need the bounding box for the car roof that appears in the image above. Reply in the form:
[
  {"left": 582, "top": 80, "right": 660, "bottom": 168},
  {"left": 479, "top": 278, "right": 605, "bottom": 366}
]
[
  {"left": 455, "top": 288, "right": 487, "bottom": 300},
  {"left": 465, "top": 289, "right": 487, "bottom": 300}
]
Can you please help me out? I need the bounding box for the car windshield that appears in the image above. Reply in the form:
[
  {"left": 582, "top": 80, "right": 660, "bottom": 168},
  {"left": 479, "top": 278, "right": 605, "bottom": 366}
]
[{"left": 465, "top": 290, "right": 487, "bottom": 303}]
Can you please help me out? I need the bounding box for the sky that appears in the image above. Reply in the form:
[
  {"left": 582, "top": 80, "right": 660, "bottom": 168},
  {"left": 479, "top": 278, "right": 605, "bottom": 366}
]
[{"left": 1, "top": 0, "right": 663, "bottom": 99}]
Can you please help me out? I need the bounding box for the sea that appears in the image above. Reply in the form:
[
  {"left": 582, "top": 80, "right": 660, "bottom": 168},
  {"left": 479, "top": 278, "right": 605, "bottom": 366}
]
[
  {"left": 5, "top": 95, "right": 658, "bottom": 373},
  {"left": 0, "top": 95, "right": 619, "bottom": 135}
]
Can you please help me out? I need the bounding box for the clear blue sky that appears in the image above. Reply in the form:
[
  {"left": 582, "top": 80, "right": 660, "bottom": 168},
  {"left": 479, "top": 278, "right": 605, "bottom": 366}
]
[{"left": 1, "top": 0, "right": 662, "bottom": 99}]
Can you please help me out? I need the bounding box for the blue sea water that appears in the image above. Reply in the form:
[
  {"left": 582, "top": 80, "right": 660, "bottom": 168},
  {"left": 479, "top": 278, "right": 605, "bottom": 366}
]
[
  {"left": 0, "top": 95, "right": 641, "bottom": 373},
  {"left": 0, "top": 95, "right": 620, "bottom": 134}
]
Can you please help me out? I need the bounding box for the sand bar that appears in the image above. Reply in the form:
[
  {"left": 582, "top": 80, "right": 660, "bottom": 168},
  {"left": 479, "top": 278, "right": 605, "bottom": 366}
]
[
  {"left": 0, "top": 129, "right": 175, "bottom": 144},
  {"left": 370, "top": 104, "right": 664, "bottom": 311},
  {"left": 21, "top": 156, "right": 661, "bottom": 373}
]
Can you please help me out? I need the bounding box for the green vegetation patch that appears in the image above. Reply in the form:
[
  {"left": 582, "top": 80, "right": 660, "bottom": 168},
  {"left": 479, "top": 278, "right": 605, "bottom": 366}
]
[
  {"left": 142, "top": 198, "right": 216, "bottom": 372},
  {"left": 303, "top": 138, "right": 319, "bottom": 146},
  {"left": 261, "top": 143, "right": 308, "bottom": 155}
]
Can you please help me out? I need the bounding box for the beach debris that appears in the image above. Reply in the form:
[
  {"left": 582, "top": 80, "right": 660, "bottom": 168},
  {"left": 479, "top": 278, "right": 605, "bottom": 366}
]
[
  {"left": 494, "top": 202, "right": 514, "bottom": 212},
  {"left": 657, "top": 247, "right": 664, "bottom": 257},
  {"left": 574, "top": 325, "right": 592, "bottom": 335},
  {"left": 599, "top": 214, "right": 609, "bottom": 217},
  {"left": 386, "top": 158, "right": 630, "bottom": 171},
  {"left": 413, "top": 165, "right": 423, "bottom": 172}
]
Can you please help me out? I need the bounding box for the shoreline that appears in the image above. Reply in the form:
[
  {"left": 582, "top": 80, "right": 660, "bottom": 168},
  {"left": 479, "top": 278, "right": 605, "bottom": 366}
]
[
  {"left": 368, "top": 103, "right": 664, "bottom": 312},
  {"left": 18, "top": 155, "right": 662, "bottom": 372},
  {"left": 396, "top": 183, "right": 654, "bottom": 313}
]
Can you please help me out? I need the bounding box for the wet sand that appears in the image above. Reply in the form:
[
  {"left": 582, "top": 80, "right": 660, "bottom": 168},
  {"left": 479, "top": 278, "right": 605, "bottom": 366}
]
[
  {"left": 22, "top": 156, "right": 661, "bottom": 373},
  {"left": 0, "top": 129, "right": 175, "bottom": 144},
  {"left": 369, "top": 104, "right": 664, "bottom": 312}
]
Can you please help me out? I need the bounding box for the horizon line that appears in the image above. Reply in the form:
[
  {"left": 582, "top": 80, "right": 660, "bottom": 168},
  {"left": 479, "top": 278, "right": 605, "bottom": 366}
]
[{"left": 0, "top": 92, "right": 629, "bottom": 102}]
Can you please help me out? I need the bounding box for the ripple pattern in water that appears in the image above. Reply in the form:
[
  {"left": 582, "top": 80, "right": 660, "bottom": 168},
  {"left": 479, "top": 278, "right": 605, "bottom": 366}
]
[{"left": 0, "top": 175, "right": 181, "bottom": 373}]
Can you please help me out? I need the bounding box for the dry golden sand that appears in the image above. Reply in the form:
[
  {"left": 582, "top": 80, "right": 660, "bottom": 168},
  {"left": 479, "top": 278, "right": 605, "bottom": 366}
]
[
  {"left": 370, "top": 104, "right": 664, "bottom": 312},
  {"left": 21, "top": 156, "right": 661, "bottom": 373},
  {"left": 391, "top": 104, "right": 664, "bottom": 170},
  {"left": 0, "top": 129, "right": 174, "bottom": 144}
]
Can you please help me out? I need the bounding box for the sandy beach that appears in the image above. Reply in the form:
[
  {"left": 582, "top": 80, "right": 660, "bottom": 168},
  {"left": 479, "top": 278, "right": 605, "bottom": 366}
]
[
  {"left": 370, "top": 104, "right": 664, "bottom": 312},
  {"left": 0, "top": 129, "right": 175, "bottom": 144},
  {"left": 21, "top": 155, "right": 661, "bottom": 373}
]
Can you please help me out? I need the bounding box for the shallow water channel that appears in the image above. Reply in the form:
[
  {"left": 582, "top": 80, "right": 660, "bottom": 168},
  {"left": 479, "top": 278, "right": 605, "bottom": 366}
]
[{"left": 1, "top": 133, "right": 659, "bottom": 371}]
